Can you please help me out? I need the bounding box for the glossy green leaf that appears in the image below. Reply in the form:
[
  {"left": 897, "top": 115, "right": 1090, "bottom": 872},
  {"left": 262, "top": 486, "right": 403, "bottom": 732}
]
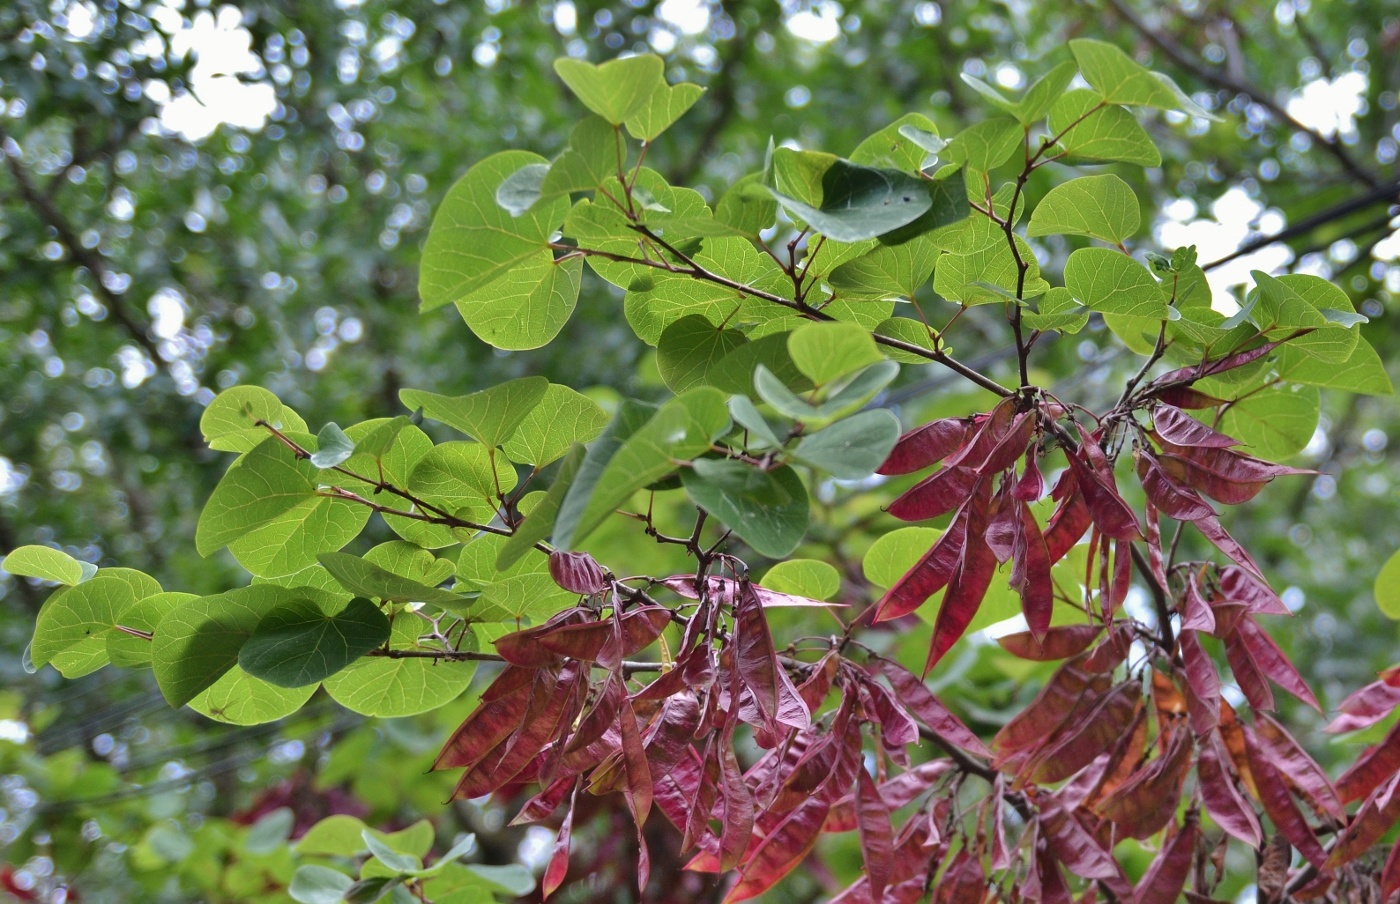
[
  {"left": 1027, "top": 174, "right": 1140, "bottom": 244},
  {"left": 540, "top": 116, "right": 619, "bottom": 198},
  {"left": 863, "top": 527, "right": 942, "bottom": 589},
  {"left": 554, "top": 55, "right": 665, "bottom": 125},
  {"left": 2, "top": 545, "right": 92, "bottom": 586},
  {"left": 792, "top": 409, "right": 901, "bottom": 479},
  {"left": 762, "top": 559, "right": 841, "bottom": 601},
  {"left": 495, "top": 162, "right": 548, "bottom": 216},
  {"left": 311, "top": 423, "right": 355, "bottom": 469},
  {"left": 1253, "top": 272, "right": 1359, "bottom": 363},
  {"left": 769, "top": 149, "right": 933, "bottom": 242},
  {"left": 1064, "top": 247, "right": 1168, "bottom": 319},
  {"left": 682, "top": 460, "right": 809, "bottom": 558},
  {"left": 419, "top": 151, "right": 569, "bottom": 314},
  {"left": 401, "top": 376, "right": 548, "bottom": 447},
  {"left": 850, "top": 113, "right": 944, "bottom": 172},
  {"left": 788, "top": 322, "right": 885, "bottom": 386},
  {"left": 1023, "top": 287, "right": 1090, "bottom": 333},
  {"left": 239, "top": 597, "right": 391, "bottom": 688}
]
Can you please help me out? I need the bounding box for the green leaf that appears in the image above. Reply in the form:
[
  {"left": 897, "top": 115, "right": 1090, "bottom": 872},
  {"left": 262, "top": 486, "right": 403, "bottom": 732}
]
[
  {"left": 1276, "top": 340, "right": 1393, "bottom": 396},
  {"left": 238, "top": 597, "right": 391, "bottom": 688},
  {"left": 1205, "top": 380, "right": 1320, "bottom": 460},
  {"left": 289, "top": 865, "right": 355, "bottom": 904},
  {"left": 466, "top": 864, "right": 536, "bottom": 896},
  {"left": 317, "top": 552, "right": 468, "bottom": 606},
  {"left": 828, "top": 234, "right": 939, "bottom": 300},
  {"left": 554, "top": 55, "right": 665, "bottom": 125},
  {"left": 245, "top": 807, "right": 295, "bottom": 855},
  {"left": 355, "top": 416, "right": 413, "bottom": 461},
  {"left": 557, "top": 389, "right": 731, "bottom": 549},
  {"left": 792, "top": 409, "right": 901, "bottom": 479},
  {"left": 323, "top": 616, "right": 475, "bottom": 717},
  {"left": 152, "top": 585, "right": 329, "bottom": 707},
  {"left": 31, "top": 573, "right": 148, "bottom": 676},
  {"left": 364, "top": 541, "right": 455, "bottom": 587},
  {"left": 189, "top": 666, "right": 317, "bottom": 725},
  {"left": 769, "top": 149, "right": 933, "bottom": 242},
  {"left": 455, "top": 254, "right": 583, "bottom": 351},
  {"left": 873, "top": 171, "right": 970, "bottom": 245},
  {"left": 500, "top": 384, "right": 609, "bottom": 468},
  {"left": 762, "top": 559, "right": 840, "bottom": 601},
  {"left": 108, "top": 591, "right": 192, "bottom": 668},
  {"left": 850, "top": 113, "right": 945, "bottom": 172},
  {"left": 729, "top": 396, "right": 786, "bottom": 450},
  {"left": 1048, "top": 91, "right": 1161, "bottom": 166},
  {"left": 195, "top": 437, "right": 368, "bottom": 567},
  {"left": 401, "top": 377, "right": 549, "bottom": 448},
  {"left": 1070, "top": 39, "right": 1221, "bottom": 120},
  {"left": 495, "top": 162, "right": 548, "bottom": 216},
  {"left": 864, "top": 526, "right": 942, "bottom": 589},
  {"left": 788, "top": 322, "right": 884, "bottom": 386},
  {"left": 476, "top": 572, "right": 576, "bottom": 622},
  {"left": 624, "top": 81, "right": 704, "bottom": 140},
  {"left": 2, "top": 545, "right": 91, "bottom": 586},
  {"left": 942, "top": 117, "right": 1023, "bottom": 172},
  {"left": 706, "top": 333, "right": 808, "bottom": 397},
  {"left": 311, "top": 423, "right": 355, "bottom": 469},
  {"left": 1377, "top": 548, "right": 1400, "bottom": 619},
  {"left": 873, "top": 317, "right": 939, "bottom": 363},
  {"left": 552, "top": 401, "right": 658, "bottom": 551},
  {"left": 200, "top": 385, "right": 307, "bottom": 454},
  {"left": 1064, "top": 248, "right": 1168, "bottom": 319},
  {"left": 754, "top": 361, "right": 898, "bottom": 423},
  {"left": 1250, "top": 272, "right": 1357, "bottom": 362},
  {"left": 363, "top": 829, "right": 421, "bottom": 874},
  {"left": 396, "top": 441, "right": 510, "bottom": 549},
  {"left": 682, "top": 460, "right": 809, "bottom": 558},
  {"left": 1027, "top": 174, "right": 1140, "bottom": 244},
  {"left": 715, "top": 173, "right": 778, "bottom": 237},
  {"left": 1017, "top": 60, "right": 1080, "bottom": 123},
  {"left": 1023, "top": 287, "right": 1090, "bottom": 333},
  {"left": 656, "top": 315, "right": 748, "bottom": 392},
  {"left": 540, "top": 116, "right": 619, "bottom": 198},
  {"left": 497, "top": 447, "right": 585, "bottom": 572},
  {"left": 419, "top": 151, "right": 569, "bottom": 313}
]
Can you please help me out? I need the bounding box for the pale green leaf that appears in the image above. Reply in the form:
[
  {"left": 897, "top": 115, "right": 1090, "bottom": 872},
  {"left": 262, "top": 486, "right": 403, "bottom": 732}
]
[
  {"left": 2, "top": 545, "right": 89, "bottom": 586},
  {"left": 1070, "top": 39, "right": 1221, "bottom": 119},
  {"left": 401, "top": 377, "right": 548, "bottom": 447},
  {"left": 1048, "top": 90, "right": 1161, "bottom": 166},
  {"left": 762, "top": 559, "right": 840, "bottom": 601},
  {"left": 107, "top": 591, "right": 193, "bottom": 668},
  {"left": 1276, "top": 341, "right": 1393, "bottom": 396},
  {"left": 500, "top": 385, "right": 609, "bottom": 468},
  {"left": 788, "top": 322, "right": 884, "bottom": 386},
  {"left": 656, "top": 315, "right": 747, "bottom": 392},
  {"left": 1027, "top": 174, "right": 1140, "bottom": 244},
  {"left": 419, "top": 151, "right": 569, "bottom": 311},
  {"left": 322, "top": 616, "right": 475, "bottom": 717},
  {"left": 1377, "top": 548, "right": 1400, "bottom": 619},
  {"left": 200, "top": 386, "right": 307, "bottom": 454},
  {"left": 624, "top": 81, "right": 705, "bottom": 140},
  {"left": 189, "top": 665, "right": 317, "bottom": 725},
  {"left": 792, "top": 409, "right": 901, "bottom": 479},
  {"left": 31, "top": 573, "right": 147, "bottom": 676},
  {"left": 942, "top": 117, "right": 1023, "bottom": 171},
  {"left": 554, "top": 55, "right": 665, "bottom": 125},
  {"left": 828, "top": 234, "right": 939, "bottom": 300},
  {"left": 1064, "top": 247, "right": 1168, "bottom": 318},
  {"left": 454, "top": 254, "right": 583, "bottom": 351},
  {"left": 317, "top": 552, "right": 467, "bottom": 606},
  {"left": 289, "top": 865, "right": 355, "bottom": 904}
]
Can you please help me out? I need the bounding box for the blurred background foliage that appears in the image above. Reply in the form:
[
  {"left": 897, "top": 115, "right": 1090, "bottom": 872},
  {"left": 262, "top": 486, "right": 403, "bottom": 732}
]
[{"left": 1, "top": 0, "right": 1398, "bottom": 901}]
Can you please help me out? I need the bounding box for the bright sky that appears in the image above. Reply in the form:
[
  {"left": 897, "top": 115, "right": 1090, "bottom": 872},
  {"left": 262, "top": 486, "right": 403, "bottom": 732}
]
[{"left": 144, "top": 2, "right": 1380, "bottom": 311}]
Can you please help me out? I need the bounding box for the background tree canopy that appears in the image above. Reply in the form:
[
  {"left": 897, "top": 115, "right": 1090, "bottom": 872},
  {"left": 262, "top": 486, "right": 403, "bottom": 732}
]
[{"left": 2, "top": 1, "right": 1400, "bottom": 902}]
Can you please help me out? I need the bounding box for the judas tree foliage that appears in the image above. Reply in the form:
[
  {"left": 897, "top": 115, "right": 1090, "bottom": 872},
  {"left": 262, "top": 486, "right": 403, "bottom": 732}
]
[{"left": 10, "top": 45, "right": 1400, "bottom": 903}]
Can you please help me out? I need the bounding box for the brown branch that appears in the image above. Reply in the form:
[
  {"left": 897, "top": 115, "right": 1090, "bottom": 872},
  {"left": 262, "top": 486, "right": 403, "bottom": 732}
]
[
  {"left": 1097, "top": 0, "right": 1381, "bottom": 188},
  {"left": 0, "top": 125, "right": 164, "bottom": 363}
]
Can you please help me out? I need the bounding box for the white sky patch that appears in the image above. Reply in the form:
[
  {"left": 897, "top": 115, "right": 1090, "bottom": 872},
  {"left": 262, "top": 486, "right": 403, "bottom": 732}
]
[
  {"left": 1287, "top": 70, "right": 1368, "bottom": 139},
  {"left": 1157, "top": 186, "right": 1291, "bottom": 313},
  {"left": 0, "top": 720, "right": 30, "bottom": 744},
  {"left": 147, "top": 288, "right": 188, "bottom": 340},
  {"left": 786, "top": 1, "right": 843, "bottom": 44},
  {"left": 657, "top": 0, "right": 711, "bottom": 35},
  {"left": 158, "top": 6, "right": 277, "bottom": 141}
]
